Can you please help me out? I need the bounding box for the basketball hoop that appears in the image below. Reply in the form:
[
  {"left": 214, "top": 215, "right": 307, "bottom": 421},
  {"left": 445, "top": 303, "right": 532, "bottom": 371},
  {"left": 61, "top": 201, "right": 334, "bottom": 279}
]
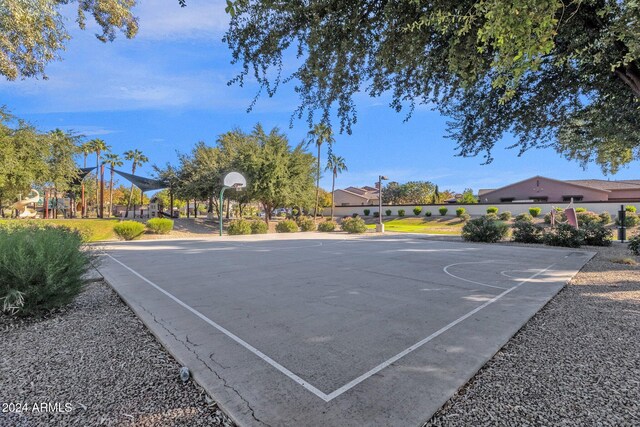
[{"left": 219, "top": 172, "right": 247, "bottom": 236}]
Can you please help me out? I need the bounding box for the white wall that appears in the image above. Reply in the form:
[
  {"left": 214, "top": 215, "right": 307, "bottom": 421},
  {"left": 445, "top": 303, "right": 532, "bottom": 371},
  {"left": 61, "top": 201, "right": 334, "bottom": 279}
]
[{"left": 326, "top": 201, "right": 638, "bottom": 217}]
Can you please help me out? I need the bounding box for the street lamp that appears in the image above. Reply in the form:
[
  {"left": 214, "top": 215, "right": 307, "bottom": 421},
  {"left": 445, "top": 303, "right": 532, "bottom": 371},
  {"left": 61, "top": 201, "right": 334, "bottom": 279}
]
[
  {"left": 219, "top": 171, "right": 247, "bottom": 236},
  {"left": 377, "top": 175, "right": 388, "bottom": 233}
]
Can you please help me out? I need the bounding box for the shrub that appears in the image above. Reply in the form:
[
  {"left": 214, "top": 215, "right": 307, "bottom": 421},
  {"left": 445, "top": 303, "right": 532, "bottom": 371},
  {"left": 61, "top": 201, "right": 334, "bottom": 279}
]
[
  {"left": 413, "top": 207, "right": 422, "bottom": 216},
  {"left": 385, "top": 209, "right": 392, "bottom": 216},
  {"left": 398, "top": 209, "right": 406, "bottom": 217},
  {"left": 425, "top": 211, "right": 432, "bottom": 217},
  {"left": 499, "top": 211, "right": 512, "bottom": 221},
  {"left": 292, "top": 208, "right": 299, "bottom": 216},
  {"left": 459, "top": 213, "right": 471, "bottom": 222},
  {"left": 576, "top": 211, "right": 600, "bottom": 227},
  {"left": 227, "top": 219, "right": 252, "bottom": 235},
  {"left": 439, "top": 207, "right": 448, "bottom": 216},
  {"left": 373, "top": 211, "right": 380, "bottom": 218},
  {"left": 455, "top": 207, "right": 466, "bottom": 217},
  {"left": 0, "top": 226, "right": 92, "bottom": 316},
  {"left": 515, "top": 213, "right": 533, "bottom": 222},
  {"left": 575, "top": 207, "right": 587, "bottom": 213},
  {"left": 582, "top": 222, "right": 612, "bottom": 246},
  {"left": 114, "top": 221, "right": 145, "bottom": 240},
  {"left": 462, "top": 216, "right": 509, "bottom": 243},
  {"left": 341, "top": 216, "right": 367, "bottom": 234},
  {"left": 484, "top": 213, "right": 498, "bottom": 221},
  {"left": 486, "top": 206, "right": 499, "bottom": 214},
  {"left": 276, "top": 219, "right": 299, "bottom": 233},
  {"left": 599, "top": 211, "right": 612, "bottom": 224},
  {"left": 544, "top": 223, "right": 583, "bottom": 248},
  {"left": 363, "top": 209, "right": 370, "bottom": 216},
  {"left": 250, "top": 220, "right": 268, "bottom": 234},
  {"left": 544, "top": 210, "right": 567, "bottom": 224},
  {"left": 512, "top": 220, "right": 545, "bottom": 244},
  {"left": 529, "top": 207, "right": 542, "bottom": 217},
  {"left": 629, "top": 235, "right": 640, "bottom": 256},
  {"left": 318, "top": 220, "right": 337, "bottom": 232},
  {"left": 617, "top": 212, "right": 640, "bottom": 227},
  {"left": 146, "top": 218, "right": 173, "bottom": 234},
  {"left": 297, "top": 216, "right": 316, "bottom": 232},
  {"left": 625, "top": 205, "right": 637, "bottom": 213},
  {"left": 351, "top": 213, "right": 359, "bottom": 218}
]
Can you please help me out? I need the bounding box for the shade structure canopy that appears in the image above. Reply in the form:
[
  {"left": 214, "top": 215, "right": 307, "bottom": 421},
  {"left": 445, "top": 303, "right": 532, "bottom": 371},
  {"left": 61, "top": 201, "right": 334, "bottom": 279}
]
[
  {"left": 70, "top": 166, "right": 97, "bottom": 186},
  {"left": 113, "top": 169, "right": 168, "bottom": 193}
]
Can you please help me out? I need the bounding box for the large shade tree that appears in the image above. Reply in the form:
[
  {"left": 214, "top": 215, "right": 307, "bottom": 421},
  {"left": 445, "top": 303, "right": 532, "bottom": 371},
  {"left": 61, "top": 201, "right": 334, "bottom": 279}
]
[
  {"left": 223, "top": 0, "right": 640, "bottom": 173},
  {"left": 123, "top": 149, "right": 149, "bottom": 217}
]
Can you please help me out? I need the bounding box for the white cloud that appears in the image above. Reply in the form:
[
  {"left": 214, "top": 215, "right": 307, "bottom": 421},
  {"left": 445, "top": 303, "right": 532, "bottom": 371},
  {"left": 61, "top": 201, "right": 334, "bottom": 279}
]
[
  {"left": 133, "top": 1, "right": 230, "bottom": 39},
  {"left": 57, "top": 125, "right": 119, "bottom": 136}
]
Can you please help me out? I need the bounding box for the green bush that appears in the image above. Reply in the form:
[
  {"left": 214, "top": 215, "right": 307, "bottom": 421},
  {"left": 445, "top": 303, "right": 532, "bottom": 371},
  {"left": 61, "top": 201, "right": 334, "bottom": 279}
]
[
  {"left": 459, "top": 213, "right": 471, "bottom": 222},
  {"left": 484, "top": 213, "right": 498, "bottom": 221},
  {"left": 544, "top": 223, "right": 583, "bottom": 248},
  {"left": 318, "top": 220, "right": 337, "bottom": 232},
  {"left": 439, "top": 207, "right": 448, "bottom": 216},
  {"left": 455, "top": 207, "right": 466, "bottom": 217},
  {"left": 498, "top": 211, "right": 512, "bottom": 221},
  {"left": 575, "top": 207, "right": 587, "bottom": 213},
  {"left": 413, "top": 207, "right": 422, "bottom": 216},
  {"left": 582, "top": 222, "right": 612, "bottom": 246},
  {"left": 515, "top": 213, "right": 533, "bottom": 222},
  {"left": 461, "top": 216, "right": 510, "bottom": 243},
  {"left": 363, "top": 209, "right": 370, "bottom": 216},
  {"left": 114, "top": 221, "right": 145, "bottom": 240},
  {"left": 352, "top": 213, "right": 359, "bottom": 218},
  {"left": 512, "top": 220, "right": 544, "bottom": 244},
  {"left": 544, "top": 210, "right": 567, "bottom": 224},
  {"left": 599, "top": 211, "right": 612, "bottom": 224},
  {"left": 250, "top": 220, "right": 268, "bottom": 234},
  {"left": 373, "top": 211, "right": 380, "bottom": 218},
  {"left": 341, "top": 217, "right": 367, "bottom": 234},
  {"left": 529, "top": 207, "right": 542, "bottom": 217},
  {"left": 146, "top": 218, "right": 174, "bottom": 234},
  {"left": 425, "top": 211, "right": 432, "bottom": 217},
  {"left": 0, "top": 225, "right": 92, "bottom": 316},
  {"left": 576, "top": 211, "right": 600, "bottom": 227},
  {"left": 398, "top": 209, "right": 406, "bottom": 217},
  {"left": 297, "top": 216, "right": 316, "bottom": 232},
  {"left": 625, "top": 205, "right": 637, "bottom": 213},
  {"left": 385, "top": 209, "right": 392, "bottom": 216},
  {"left": 486, "top": 206, "right": 499, "bottom": 214},
  {"left": 227, "top": 219, "right": 252, "bottom": 235},
  {"left": 629, "top": 235, "right": 640, "bottom": 256},
  {"left": 616, "top": 212, "right": 640, "bottom": 227},
  {"left": 276, "top": 219, "right": 299, "bottom": 233}
]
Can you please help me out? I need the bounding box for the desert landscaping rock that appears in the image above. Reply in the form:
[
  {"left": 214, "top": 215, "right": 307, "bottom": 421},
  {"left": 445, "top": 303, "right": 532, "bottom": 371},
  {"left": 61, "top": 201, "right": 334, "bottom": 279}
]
[{"left": 0, "top": 282, "right": 234, "bottom": 427}]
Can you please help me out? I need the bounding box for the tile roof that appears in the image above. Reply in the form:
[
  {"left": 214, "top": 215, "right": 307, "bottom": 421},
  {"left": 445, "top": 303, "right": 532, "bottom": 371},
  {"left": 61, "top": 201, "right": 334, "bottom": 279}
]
[{"left": 566, "top": 179, "right": 640, "bottom": 191}]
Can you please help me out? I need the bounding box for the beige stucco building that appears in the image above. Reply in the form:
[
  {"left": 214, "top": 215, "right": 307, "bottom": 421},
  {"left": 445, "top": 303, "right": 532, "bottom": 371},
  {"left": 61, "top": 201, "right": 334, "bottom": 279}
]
[{"left": 333, "top": 186, "right": 379, "bottom": 206}]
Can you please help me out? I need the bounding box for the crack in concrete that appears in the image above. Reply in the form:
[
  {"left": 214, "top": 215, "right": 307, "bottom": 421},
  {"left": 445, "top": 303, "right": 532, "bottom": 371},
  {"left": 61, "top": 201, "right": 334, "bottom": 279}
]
[{"left": 136, "top": 302, "right": 270, "bottom": 427}]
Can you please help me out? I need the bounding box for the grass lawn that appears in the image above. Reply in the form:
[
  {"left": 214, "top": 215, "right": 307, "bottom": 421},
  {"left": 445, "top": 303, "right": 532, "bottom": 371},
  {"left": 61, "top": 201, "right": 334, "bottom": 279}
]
[
  {"left": 365, "top": 217, "right": 464, "bottom": 235},
  {"left": 0, "top": 218, "right": 119, "bottom": 242}
]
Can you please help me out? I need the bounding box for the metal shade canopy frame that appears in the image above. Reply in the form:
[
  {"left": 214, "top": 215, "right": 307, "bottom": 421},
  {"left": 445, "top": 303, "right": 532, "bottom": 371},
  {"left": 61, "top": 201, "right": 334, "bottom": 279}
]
[{"left": 220, "top": 172, "right": 247, "bottom": 236}]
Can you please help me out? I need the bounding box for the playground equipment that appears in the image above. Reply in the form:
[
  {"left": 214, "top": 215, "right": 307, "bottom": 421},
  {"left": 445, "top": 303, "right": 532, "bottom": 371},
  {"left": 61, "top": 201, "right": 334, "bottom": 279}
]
[{"left": 11, "top": 190, "right": 40, "bottom": 218}]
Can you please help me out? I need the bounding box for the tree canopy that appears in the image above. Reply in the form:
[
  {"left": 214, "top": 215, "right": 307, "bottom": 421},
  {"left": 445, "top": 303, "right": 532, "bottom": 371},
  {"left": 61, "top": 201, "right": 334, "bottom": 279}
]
[{"left": 224, "top": 0, "right": 640, "bottom": 173}]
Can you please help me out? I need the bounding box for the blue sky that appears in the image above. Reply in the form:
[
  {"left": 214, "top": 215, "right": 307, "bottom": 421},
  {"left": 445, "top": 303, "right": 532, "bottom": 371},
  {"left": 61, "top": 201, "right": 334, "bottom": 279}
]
[{"left": 2, "top": 1, "right": 638, "bottom": 193}]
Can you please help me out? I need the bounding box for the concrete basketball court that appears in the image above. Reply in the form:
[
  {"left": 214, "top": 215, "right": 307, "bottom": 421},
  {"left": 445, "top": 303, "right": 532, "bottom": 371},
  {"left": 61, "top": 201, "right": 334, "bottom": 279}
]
[{"left": 97, "top": 234, "right": 594, "bottom": 427}]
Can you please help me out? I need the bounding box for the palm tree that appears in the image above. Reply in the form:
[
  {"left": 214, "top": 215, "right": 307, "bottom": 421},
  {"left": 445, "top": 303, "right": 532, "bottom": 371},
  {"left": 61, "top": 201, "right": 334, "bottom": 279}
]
[
  {"left": 123, "top": 149, "right": 149, "bottom": 217},
  {"left": 308, "top": 123, "right": 335, "bottom": 219},
  {"left": 86, "top": 139, "right": 110, "bottom": 217},
  {"left": 325, "top": 154, "right": 348, "bottom": 219},
  {"left": 103, "top": 153, "right": 123, "bottom": 217},
  {"left": 79, "top": 142, "right": 92, "bottom": 217}
]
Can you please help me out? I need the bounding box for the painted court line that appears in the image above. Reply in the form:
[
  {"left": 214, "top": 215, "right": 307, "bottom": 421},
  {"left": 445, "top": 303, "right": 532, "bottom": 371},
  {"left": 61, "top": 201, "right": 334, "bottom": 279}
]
[
  {"left": 103, "top": 252, "right": 554, "bottom": 403},
  {"left": 443, "top": 260, "right": 509, "bottom": 290}
]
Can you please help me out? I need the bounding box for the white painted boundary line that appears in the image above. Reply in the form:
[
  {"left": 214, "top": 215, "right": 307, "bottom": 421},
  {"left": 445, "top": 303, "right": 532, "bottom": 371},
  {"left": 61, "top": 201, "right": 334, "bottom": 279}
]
[
  {"left": 103, "top": 254, "right": 331, "bottom": 402},
  {"left": 443, "top": 260, "right": 509, "bottom": 290},
  {"left": 104, "top": 253, "right": 554, "bottom": 403}
]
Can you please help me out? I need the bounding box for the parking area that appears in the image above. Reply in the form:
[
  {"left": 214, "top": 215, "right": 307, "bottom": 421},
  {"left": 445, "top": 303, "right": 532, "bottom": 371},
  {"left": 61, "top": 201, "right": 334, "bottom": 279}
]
[{"left": 98, "top": 234, "right": 594, "bottom": 427}]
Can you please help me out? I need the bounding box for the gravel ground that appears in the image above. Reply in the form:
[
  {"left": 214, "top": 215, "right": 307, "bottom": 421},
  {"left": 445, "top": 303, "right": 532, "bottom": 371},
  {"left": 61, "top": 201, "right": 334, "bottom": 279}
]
[
  {"left": 426, "top": 242, "right": 640, "bottom": 426},
  {"left": 0, "top": 282, "right": 234, "bottom": 427}
]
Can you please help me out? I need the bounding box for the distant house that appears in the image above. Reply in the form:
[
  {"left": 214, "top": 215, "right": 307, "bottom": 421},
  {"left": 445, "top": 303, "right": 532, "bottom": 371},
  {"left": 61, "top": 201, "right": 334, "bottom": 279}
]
[
  {"left": 333, "top": 185, "right": 380, "bottom": 206},
  {"left": 478, "top": 176, "right": 640, "bottom": 203}
]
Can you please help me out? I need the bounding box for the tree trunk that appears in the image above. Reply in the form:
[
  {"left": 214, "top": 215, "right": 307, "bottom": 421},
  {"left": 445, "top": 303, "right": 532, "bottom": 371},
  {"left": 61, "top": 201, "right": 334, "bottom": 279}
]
[
  {"left": 126, "top": 165, "right": 136, "bottom": 218},
  {"left": 96, "top": 152, "right": 100, "bottom": 218},
  {"left": 108, "top": 168, "right": 114, "bottom": 218},
  {"left": 226, "top": 198, "right": 230, "bottom": 219},
  {"left": 314, "top": 143, "right": 321, "bottom": 219},
  {"left": 331, "top": 171, "right": 336, "bottom": 219}
]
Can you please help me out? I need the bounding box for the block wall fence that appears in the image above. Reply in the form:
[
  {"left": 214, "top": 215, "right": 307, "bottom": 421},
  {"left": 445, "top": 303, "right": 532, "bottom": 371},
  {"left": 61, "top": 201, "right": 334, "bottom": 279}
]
[{"left": 325, "top": 201, "right": 639, "bottom": 218}]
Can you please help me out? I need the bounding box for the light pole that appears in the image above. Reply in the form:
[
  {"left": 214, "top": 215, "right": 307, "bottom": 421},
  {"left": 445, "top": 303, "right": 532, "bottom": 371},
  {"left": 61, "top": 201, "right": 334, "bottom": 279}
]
[{"left": 377, "top": 175, "right": 388, "bottom": 232}]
